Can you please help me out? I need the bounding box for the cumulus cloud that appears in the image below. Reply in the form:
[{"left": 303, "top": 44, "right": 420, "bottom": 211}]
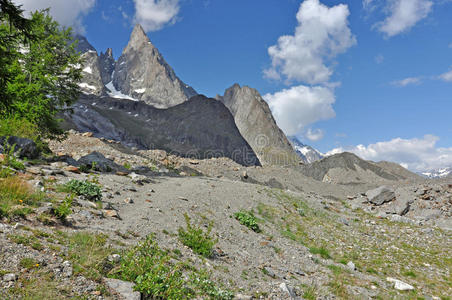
[
  {"left": 133, "top": 0, "right": 180, "bottom": 32},
  {"left": 264, "top": 0, "right": 356, "bottom": 85},
  {"left": 14, "top": 0, "right": 96, "bottom": 34},
  {"left": 327, "top": 135, "right": 452, "bottom": 172},
  {"left": 263, "top": 85, "right": 336, "bottom": 136},
  {"left": 375, "top": 0, "right": 433, "bottom": 37},
  {"left": 391, "top": 76, "right": 422, "bottom": 86},
  {"left": 439, "top": 68, "right": 452, "bottom": 81}
]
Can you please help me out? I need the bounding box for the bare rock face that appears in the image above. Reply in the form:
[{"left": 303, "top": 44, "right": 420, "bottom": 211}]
[
  {"left": 66, "top": 94, "right": 260, "bottom": 167},
  {"left": 99, "top": 48, "right": 115, "bottom": 85},
  {"left": 79, "top": 50, "right": 105, "bottom": 96},
  {"left": 112, "top": 24, "right": 197, "bottom": 108},
  {"left": 217, "top": 84, "right": 299, "bottom": 166}
]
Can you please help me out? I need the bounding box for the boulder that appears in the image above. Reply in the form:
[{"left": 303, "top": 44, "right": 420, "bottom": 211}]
[
  {"left": 366, "top": 186, "right": 396, "bottom": 206},
  {"left": 104, "top": 278, "right": 140, "bottom": 300},
  {"left": 0, "top": 136, "right": 39, "bottom": 159},
  {"left": 77, "top": 151, "right": 126, "bottom": 173}
]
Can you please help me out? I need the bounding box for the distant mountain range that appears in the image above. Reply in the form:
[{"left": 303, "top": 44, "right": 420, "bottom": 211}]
[
  {"left": 288, "top": 136, "right": 323, "bottom": 164},
  {"left": 420, "top": 167, "right": 452, "bottom": 179}
]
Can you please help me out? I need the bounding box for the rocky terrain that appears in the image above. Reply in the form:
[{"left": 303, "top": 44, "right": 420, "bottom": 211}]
[
  {"left": 216, "top": 84, "right": 298, "bottom": 166},
  {"left": 288, "top": 137, "right": 324, "bottom": 164},
  {"left": 0, "top": 132, "right": 450, "bottom": 299}
]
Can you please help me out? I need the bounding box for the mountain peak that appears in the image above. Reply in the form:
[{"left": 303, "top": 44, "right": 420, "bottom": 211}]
[{"left": 129, "top": 24, "right": 151, "bottom": 46}]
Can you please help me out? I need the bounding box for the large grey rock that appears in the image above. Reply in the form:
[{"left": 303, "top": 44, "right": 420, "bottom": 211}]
[
  {"left": 112, "top": 24, "right": 197, "bottom": 108},
  {"left": 77, "top": 151, "right": 126, "bottom": 173},
  {"left": 217, "top": 84, "right": 298, "bottom": 166},
  {"left": 104, "top": 278, "right": 140, "bottom": 300},
  {"left": 67, "top": 95, "right": 260, "bottom": 166},
  {"left": 0, "top": 136, "right": 39, "bottom": 159},
  {"left": 366, "top": 186, "right": 396, "bottom": 206}
]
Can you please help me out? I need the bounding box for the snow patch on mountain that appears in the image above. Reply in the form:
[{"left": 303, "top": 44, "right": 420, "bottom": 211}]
[
  {"left": 288, "top": 136, "right": 324, "bottom": 164},
  {"left": 106, "top": 80, "right": 138, "bottom": 101},
  {"left": 421, "top": 167, "right": 452, "bottom": 179}
]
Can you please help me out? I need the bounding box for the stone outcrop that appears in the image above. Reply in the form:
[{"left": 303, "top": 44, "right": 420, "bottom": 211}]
[
  {"left": 79, "top": 50, "right": 105, "bottom": 96},
  {"left": 65, "top": 94, "right": 259, "bottom": 166},
  {"left": 99, "top": 48, "right": 115, "bottom": 85},
  {"left": 112, "top": 24, "right": 197, "bottom": 108},
  {"left": 217, "top": 84, "right": 298, "bottom": 166}
]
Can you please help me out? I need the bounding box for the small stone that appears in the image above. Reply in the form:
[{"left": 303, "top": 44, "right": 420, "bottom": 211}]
[
  {"left": 13, "top": 223, "right": 25, "bottom": 229},
  {"left": 346, "top": 261, "right": 356, "bottom": 271},
  {"left": 366, "top": 186, "right": 396, "bottom": 206},
  {"left": 64, "top": 166, "right": 81, "bottom": 174},
  {"left": 386, "top": 277, "right": 415, "bottom": 291},
  {"left": 107, "top": 254, "right": 121, "bottom": 263},
  {"left": 26, "top": 167, "right": 43, "bottom": 175},
  {"left": 241, "top": 170, "right": 248, "bottom": 179},
  {"left": 279, "top": 282, "right": 296, "bottom": 298},
  {"left": 62, "top": 261, "right": 73, "bottom": 277},
  {"left": 124, "top": 198, "right": 134, "bottom": 204},
  {"left": 82, "top": 132, "right": 93, "bottom": 137},
  {"left": 3, "top": 273, "right": 17, "bottom": 282},
  {"left": 104, "top": 278, "right": 140, "bottom": 300},
  {"left": 103, "top": 209, "right": 121, "bottom": 219},
  {"left": 178, "top": 196, "right": 188, "bottom": 201},
  {"left": 116, "top": 171, "right": 129, "bottom": 176},
  {"left": 179, "top": 171, "right": 187, "bottom": 176},
  {"left": 235, "top": 294, "right": 252, "bottom": 300},
  {"left": 263, "top": 266, "right": 276, "bottom": 278}
]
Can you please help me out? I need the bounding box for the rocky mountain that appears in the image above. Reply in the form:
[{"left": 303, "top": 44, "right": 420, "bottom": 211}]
[
  {"left": 64, "top": 94, "right": 259, "bottom": 166},
  {"left": 288, "top": 136, "right": 323, "bottom": 164},
  {"left": 78, "top": 50, "right": 105, "bottom": 96},
  {"left": 299, "top": 152, "right": 421, "bottom": 185},
  {"left": 216, "top": 84, "right": 299, "bottom": 166},
  {"left": 99, "top": 48, "right": 115, "bottom": 85},
  {"left": 420, "top": 167, "right": 452, "bottom": 179},
  {"left": 111, "top": 24, "right": 197, "bottom": 108}
]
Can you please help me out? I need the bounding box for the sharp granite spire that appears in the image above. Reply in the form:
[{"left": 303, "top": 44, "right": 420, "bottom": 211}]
[{"left": 111, "top": 24, "right": 197, "bottom": 108}]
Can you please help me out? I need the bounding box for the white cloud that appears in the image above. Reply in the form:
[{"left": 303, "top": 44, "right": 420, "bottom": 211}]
[
  {"left": 14, "top": 0, "right": 96, "bottom": 34},
  {"left": 263, "top": 85, "right": 335, "bottom": 136},
  {"left": 305, "top": 128, "right": 325, "bottom": 141},
  {"left": 376, "top": 0, "right": 433, "bottom": 37},
  {"left": 264, "top": 0, "right": 356, "bottom": 85},
  {"left": 439, "top": 68, "right": 452, "bottom": 81},
  {"left": 391, "top": 76, "right": 421, "bottom": 86},
  {"left": 327, "top": 135, "right": 452, "bottom": 172},
  {"left": 133, "top": 0, "right": 180, "bottom": 32}
]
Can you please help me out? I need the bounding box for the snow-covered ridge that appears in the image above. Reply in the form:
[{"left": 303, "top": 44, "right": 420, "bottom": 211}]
[
  {"left": 421, "top": 167, "right": 452, "bottom": 179},
  {"left": 288, "top": 136, "right": 324, "bottom": 164}
]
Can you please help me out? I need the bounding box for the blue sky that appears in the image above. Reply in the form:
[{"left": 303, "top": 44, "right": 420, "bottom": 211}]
[{"left": 15, "top": 0, "right": 452, "bottom": 172}]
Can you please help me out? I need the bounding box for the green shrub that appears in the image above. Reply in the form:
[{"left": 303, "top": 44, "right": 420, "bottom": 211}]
[
  {"left": 0, "top": 145, "right": 25, "bottom": 171},
  {"left": 178, "top": 214, "right": 217, "bottom": 258},
  {"left": 64, "top": 179, "right": 102, "bottom": 201},
  {"left": 309, "top": 247, "right": 331, "bottom": 259},
  {"left": 53, "top": 195, "right": 73, "bottom": 220},
  {"left": 234, "top": 210, "right": 261, "bottom": 233},
  {"left": 117, "top": 234, "right": 233, "bottom": 299}
]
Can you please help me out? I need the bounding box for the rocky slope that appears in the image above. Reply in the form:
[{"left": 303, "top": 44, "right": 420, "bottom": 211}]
[
  {"left": 217, "top": 84, "right": 299, "bottom": 166},
  {"left": 0, "top": 132, "right": 450, "bottom": 299},
  {"left": 299, "top": 152, "right": 422, "bottom": 185},
  {"left": 288, "top": 136, "right": 323, "bottom": 164},
  {"left": 63, "top": 94, "right": 259, "bottom": 166},
  {"left": 112, "top": 24, "right": 197, "bottom": 108}
]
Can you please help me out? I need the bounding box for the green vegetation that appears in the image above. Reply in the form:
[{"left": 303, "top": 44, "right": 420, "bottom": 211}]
[
  {"left": 0, "top": 2, "right": 82, "bottom": 138},
  {"left": 178, "top": 214, "right": 217, "bottom": 258},
  {"left": 0, "top": 144, "right": 25, "bottom": 171},
  {"left": 52, "top": 195, "right": 73, "bottom": 220},
  {"left": 62, "top": 179, "right": 102, "bottom": 201},
  {"left": 309, "top": 246, "right": 331, "bottom": 259},
  {"left": 116, "top": 234, "right": 233, "bottom": 299},
  {"left": 19, "top": 257, "right": 39, "bottom": 269},
  {"left": 234, "top": 210, "right": 261, "bottom": 233},
  {"left": 0, "top": 176, "right": 46, "bottom": 219}
]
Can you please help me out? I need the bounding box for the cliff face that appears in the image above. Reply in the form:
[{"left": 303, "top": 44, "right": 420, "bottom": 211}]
[
  {"left": 112, "top": 24, "right": 197, "bottom": 108},
  {"left": 66, "top": 94, "right": 260, "bottom": 166},
  {"left": 217, "top": 84, "right": 299, "bottom": 166}
]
